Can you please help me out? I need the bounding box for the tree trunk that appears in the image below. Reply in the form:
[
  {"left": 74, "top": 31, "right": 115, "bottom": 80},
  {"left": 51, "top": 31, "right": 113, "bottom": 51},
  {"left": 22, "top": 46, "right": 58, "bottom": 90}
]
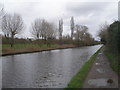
[{"left": 10, "top": 34, "right": 14, "bottom": 47}]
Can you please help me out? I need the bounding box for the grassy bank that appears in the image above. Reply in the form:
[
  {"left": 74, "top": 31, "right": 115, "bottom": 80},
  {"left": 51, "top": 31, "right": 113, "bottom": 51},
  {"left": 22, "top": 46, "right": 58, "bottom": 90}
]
[
  {"left": 104, "top": 47, "right": 120, "bottom": 75},
  {"left": 66, "top": 47, "right": 101, "bottom": 88},
  {"left": 2, "top": 44, "right": 76, "bottom": 56}
]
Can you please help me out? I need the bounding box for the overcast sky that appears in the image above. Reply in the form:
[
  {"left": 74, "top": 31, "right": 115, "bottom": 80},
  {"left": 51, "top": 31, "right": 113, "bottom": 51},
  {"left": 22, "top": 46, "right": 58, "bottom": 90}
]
[{"left": 0, "top": 0, "right": 118, "bottom": 39}]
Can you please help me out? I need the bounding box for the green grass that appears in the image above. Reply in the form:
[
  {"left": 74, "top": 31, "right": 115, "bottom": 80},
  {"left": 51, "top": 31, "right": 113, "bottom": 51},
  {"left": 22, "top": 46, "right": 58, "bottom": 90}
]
[
  {"left": 66, "top": 47, "right": 101, "bottom": 88},
  {"left": 105, "top": 51, "right": 119, "bottom": 75}
]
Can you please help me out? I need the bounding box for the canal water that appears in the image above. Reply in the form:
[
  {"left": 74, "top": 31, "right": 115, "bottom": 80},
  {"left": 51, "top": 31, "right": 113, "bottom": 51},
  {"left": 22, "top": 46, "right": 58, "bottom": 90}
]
[{"left": 2, "top": 45, "right": 102, "bottom": 88}]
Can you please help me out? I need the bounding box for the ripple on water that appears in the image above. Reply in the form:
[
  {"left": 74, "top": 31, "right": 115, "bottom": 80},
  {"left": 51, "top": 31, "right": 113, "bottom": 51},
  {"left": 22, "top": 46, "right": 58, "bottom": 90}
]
[{"left": 2, "top": 45, "right": 102, "bottom": 88}]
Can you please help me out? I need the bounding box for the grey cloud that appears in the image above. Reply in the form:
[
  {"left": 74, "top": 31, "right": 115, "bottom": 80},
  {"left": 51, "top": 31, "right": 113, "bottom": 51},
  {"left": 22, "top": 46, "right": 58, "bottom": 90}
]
[
  {"left": 63, "top": 2, "right": 117, "bottom": 37},
  {"left": 65, "top": 2, "right": 112, "bottom": 16},
  {"left": 1, "top": 1, "right": 118, "bottom": 39}
]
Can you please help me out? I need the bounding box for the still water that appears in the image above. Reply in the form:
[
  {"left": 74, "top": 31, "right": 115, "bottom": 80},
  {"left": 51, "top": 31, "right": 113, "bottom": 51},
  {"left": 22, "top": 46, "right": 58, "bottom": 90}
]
[{"left": 2, "top": 45, "right": 102, "bottom": 88}]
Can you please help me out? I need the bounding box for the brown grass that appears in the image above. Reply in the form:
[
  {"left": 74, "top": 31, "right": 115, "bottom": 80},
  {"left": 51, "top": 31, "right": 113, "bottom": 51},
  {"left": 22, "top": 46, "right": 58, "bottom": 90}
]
[{"left": 2, "top": 44, "right": 76, "bottom": 56}]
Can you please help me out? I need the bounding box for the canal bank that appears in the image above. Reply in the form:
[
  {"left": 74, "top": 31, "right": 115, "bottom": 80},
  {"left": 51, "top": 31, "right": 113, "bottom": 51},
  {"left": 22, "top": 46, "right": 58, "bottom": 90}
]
[{"left": 2, "top": 44, "right": 76, "bottom": 56}]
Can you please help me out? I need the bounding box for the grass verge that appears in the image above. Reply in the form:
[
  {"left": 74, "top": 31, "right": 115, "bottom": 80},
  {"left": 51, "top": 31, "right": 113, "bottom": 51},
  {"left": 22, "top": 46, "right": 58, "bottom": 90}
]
[
  {"left": 2, "top": 44, "right": 75, "bottom": 56},
  {"left": 66, "top": 47, "right": 102, "bottom": 88}
]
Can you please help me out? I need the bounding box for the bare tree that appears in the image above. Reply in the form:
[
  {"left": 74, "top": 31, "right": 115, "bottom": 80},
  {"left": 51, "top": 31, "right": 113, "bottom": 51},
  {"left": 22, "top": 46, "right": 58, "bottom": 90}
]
[
  {"left": 70, "top": 16, "right": 74, "bottom": 40},
  {"left": 31, "top": 18, "right": 42, "bottom": 39},
  {"left": 62, "top": 34, "right": 71, "bottom": 40},
  {"left": 2, "top": 13, "right": 24, "bottom": 47},
  {"left": 41, "top": 20, "right": 57, "bottom": 46},
  {"left": 31, "top": 19, "right": 57, "bottom": 40},
  {"left": 0, "top": 8, "right": 3, "bottom": 19},
  {"left": 83, "top": 32, "right": 94, "bottom": 45},
  {"left": 0, "top": 4, "right": 4, "bottom": 18},
  {"left": 74, "top": 25, "right": 88, "bottom": 41},
  {"left": 46, "top": 23, "right": 56, "bottom": 39},
  {"left": 0, "top": 6, "right": 5, "bottom": 31},
  {"left": 41, "top": 20, "right": 56, "bottom": 40},
  {"left": 98, "top": 22, "right": 109, "bottom": 44},
  {"left": 74, "top": 25, "right": 94, "bottom": 46},
  {"left": 0, "top": 7, "right": 3, "bottom": 44},
  {"left": 74, "top": 25, "right": 80, "bottom": 40},
  {"left": 58, "top": 19, "right": 63, "bottom": 40},
  {"left": 0, "top": 7, "right": 3, "bottom": 41},
  {"left": 42, "top": 20, "right": 50, "bottom": 40}
]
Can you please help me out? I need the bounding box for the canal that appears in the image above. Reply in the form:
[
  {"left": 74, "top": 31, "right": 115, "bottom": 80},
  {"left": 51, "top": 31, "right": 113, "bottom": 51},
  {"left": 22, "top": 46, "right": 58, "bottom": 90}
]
[{"left": 2, "top": 45, "right": 102, "bottom": 88}]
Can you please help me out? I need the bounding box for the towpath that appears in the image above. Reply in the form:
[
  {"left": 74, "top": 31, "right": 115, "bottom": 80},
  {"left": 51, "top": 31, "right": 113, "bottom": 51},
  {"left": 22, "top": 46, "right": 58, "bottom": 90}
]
[{"left": 83, "top": 49, "right": 118, "bottom": 88}]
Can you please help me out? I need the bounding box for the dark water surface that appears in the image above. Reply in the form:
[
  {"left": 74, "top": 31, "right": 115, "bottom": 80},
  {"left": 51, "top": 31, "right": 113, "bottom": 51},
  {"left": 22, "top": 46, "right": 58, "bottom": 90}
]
[{"left": 2, "top": 45, "right": 102, "bottom": 88}]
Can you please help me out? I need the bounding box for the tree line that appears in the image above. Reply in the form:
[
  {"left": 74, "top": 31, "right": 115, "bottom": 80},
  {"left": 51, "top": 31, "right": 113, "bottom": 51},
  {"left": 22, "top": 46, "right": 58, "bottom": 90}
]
[
  {"left": 98, "top": 21, "right": 120, "bottom": 53},
  {"left": 0, "top": 10, "right": 97, "bottom": 47}
]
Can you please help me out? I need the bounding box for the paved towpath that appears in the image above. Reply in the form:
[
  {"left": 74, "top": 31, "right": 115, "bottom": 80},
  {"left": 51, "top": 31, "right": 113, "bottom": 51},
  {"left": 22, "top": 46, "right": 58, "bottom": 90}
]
[{"left": 83, "top": 49, "right": 118, "bottom": 88}]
